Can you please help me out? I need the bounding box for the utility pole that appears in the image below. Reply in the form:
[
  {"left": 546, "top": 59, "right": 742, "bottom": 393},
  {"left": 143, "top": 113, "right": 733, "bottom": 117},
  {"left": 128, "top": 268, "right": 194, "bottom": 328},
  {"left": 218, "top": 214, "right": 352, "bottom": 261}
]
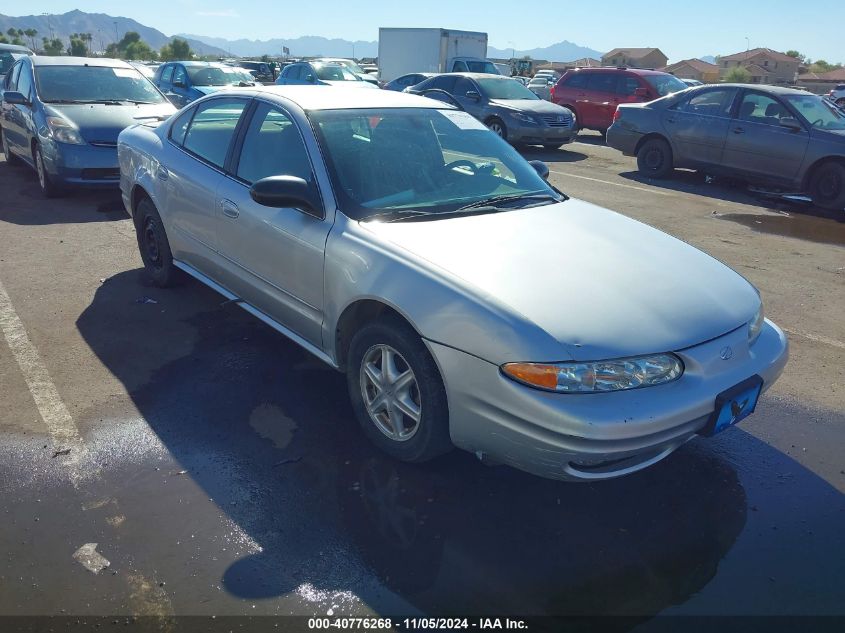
[
  {"left": 43, "top": 13, "right": 54, "bottom": 40},
  {"left": 113, "top": 21, "right": 119, "bottom": 46}
]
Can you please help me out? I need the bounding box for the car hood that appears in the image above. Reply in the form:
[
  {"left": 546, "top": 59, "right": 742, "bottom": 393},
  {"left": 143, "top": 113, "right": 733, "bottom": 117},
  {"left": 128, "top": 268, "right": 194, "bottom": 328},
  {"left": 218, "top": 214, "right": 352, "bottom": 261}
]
[
  {"left": 47, "top": 102, "right": 176, "bottom": 144},
  {"left": 363, "top": 199, "right": 759, "bottom": 361},
  {"left": 489, "top": 99, "right": 570, "bottom": 114}
]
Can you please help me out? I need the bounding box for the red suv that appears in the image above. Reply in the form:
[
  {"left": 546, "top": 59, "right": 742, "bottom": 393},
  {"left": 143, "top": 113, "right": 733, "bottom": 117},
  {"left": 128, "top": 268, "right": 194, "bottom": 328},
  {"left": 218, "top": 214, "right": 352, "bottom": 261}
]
[{"left": 552, "top": 67, "right": 687, "bottom": 133}]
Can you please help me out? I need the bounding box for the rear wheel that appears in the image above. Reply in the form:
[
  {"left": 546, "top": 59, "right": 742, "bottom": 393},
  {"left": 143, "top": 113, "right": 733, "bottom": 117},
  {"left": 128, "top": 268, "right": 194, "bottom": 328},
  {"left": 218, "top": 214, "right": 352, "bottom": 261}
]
[
  {"left": 1, "top": 128, "right": 23, "bottom": 167},
  {"left": 134, "top": 196, "right": 182, "bottom": 287},
  {"left": 836, "top": 98, "right": 845, "bottom": 107},
  {"left": 347, "top": 318, "right": 452, "bottom": 463},
  {"left": 636, "top": 138, "right": 674, "bottom": 179},
  {"left": 809, "top": 161, "right": 845, "bottom": 212},
  {"left": 34, "top": 145, "right": 62, "bottom": 198}
]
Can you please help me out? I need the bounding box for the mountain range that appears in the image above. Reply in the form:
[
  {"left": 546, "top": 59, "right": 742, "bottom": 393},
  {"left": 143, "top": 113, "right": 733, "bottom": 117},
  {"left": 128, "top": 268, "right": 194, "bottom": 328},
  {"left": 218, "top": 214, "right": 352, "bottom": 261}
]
[{"left": 0, "top": 10, "right": 229, "bottom": 56}]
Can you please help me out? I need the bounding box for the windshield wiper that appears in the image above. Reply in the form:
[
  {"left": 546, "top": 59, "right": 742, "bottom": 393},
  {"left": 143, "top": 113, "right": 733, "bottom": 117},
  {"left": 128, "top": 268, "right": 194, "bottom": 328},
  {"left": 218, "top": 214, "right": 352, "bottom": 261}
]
[{"left": 455, "top": 192, "right": 563, "bottom": 212}]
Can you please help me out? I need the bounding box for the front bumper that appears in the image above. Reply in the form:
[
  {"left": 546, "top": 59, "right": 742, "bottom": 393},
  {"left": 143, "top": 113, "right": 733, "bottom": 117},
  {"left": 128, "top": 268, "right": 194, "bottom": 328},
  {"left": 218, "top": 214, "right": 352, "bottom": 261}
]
[
  {"left": 507, "top": 119, "right": 577, "bottom": 146},
  {"left": 606, "top": 123, "right": 642, "bottom": 156},
  {"left": 426, "top": 319, "right": 788, "bottom": 481},
  {"left": 42, "top": 140, "right": 120, "bottom": 188}
]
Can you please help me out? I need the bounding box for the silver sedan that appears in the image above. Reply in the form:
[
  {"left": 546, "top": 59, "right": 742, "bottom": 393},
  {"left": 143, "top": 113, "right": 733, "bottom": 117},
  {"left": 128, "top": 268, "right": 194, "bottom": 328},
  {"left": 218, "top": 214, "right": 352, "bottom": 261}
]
[{"left": 118, "top": 87, "right": 788, "bottom": 481}]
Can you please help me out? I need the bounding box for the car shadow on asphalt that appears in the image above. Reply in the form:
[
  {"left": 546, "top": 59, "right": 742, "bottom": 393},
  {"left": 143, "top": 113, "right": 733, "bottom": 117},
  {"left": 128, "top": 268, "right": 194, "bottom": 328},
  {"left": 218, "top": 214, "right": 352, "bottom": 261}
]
[
  {"left": 519, "top": 147, "right": 589, "bottom": 163},
  {"left": 0, "top": 164, "right": 126, "bottom": 225},
  {"left": 75, "top": 269, "right": 845, "bottom": 622}
]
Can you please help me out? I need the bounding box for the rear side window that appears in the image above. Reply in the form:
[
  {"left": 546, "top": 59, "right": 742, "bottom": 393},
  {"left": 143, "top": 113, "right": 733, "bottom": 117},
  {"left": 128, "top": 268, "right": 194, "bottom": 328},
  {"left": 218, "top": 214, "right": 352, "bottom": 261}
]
[
  {"left": 677, "top": 88, "right": 738, "bottom": 118},
  {"left": 563, "top": 72, "right": 588, "bottom": 89},
  {"left": 181, "top": 98, "right": 248, "bottom": 168},
  {"left": 432, "top": 75, "right": 458, "bottom": 92},
  {"left": 617, "top": 76, "right": 641, "bottom": 96},
  {"left": 587, "top": 73, "right": 618, "bottom": 93},
  {"left": 160, "top": 65, "right": 173, "bottom": 84}
]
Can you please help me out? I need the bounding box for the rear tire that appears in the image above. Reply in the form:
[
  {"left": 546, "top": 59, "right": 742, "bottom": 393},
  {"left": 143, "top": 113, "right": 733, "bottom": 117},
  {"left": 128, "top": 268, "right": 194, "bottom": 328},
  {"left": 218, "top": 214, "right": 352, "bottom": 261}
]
[
  {"left": 34, "top": 145, "right": 62, "bottom": 198},
  {"left": 636, "top": 138, "right": 674, "bottom": 179},
  {"left": 809, "top": 161, "right": 845, "bottom": 212},
  {"left": 134, "top": 196, "right": 182, "bottom": 287},
  {"left": 347, "top": 317, "right": 452, "bottom": 463},
  {"left": 1, "top": 128, "right": 23, "bottom": 167}
]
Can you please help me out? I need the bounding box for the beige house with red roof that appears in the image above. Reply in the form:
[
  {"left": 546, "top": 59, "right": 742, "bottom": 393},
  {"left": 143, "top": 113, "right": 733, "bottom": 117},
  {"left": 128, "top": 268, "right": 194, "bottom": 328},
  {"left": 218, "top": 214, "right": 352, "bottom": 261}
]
[
  {"left": 661, "top": 58, "right": 720, "bottom": 83},
  {"left": 718, "top": 48, "right": 800, "bottom": 84},
  {"left": 601, "top": 48, "right": 668, "bottom": 69}
]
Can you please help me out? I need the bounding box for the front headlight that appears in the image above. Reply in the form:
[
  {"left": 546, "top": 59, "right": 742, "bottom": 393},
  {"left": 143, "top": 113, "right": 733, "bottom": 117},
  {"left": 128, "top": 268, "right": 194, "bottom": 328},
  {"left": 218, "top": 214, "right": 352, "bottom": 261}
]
[
  {"left": 45, "top": 117, "right": 85, "bottom": 145},
  {"left": 502, "top": 353, "right": 684, "bottom": 393},
  {"left": 509, "top": 111, "right": 537, "bottom": 124},
  {"left": 748, "top": 303, "right": 764, "bottom": 346}
]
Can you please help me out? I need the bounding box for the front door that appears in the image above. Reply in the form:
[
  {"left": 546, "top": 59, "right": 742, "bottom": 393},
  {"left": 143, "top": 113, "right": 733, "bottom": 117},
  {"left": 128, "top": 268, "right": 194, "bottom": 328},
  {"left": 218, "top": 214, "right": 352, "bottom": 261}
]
[
  {"left": 721, "top": 90, "right": 809, "bottom": 183},
  {"left": 214, "top": 102, "right": 331, "bottom": 346}
]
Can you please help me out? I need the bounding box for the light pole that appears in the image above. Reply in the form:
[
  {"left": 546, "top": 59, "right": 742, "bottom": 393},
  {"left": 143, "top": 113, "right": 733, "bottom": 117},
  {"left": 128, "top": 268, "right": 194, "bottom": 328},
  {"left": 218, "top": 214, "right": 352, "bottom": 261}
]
[
  {"left": 352, "top": 43, "right": 356, "bottom": 60},
  {"left": 113, "top": 21, "right": 119, "bottom": 46},
  {"left": 745, "top": 37, "right": 749, "bottom": 59},
  {"left": 43, "top": 13, "right": 54, "bottom": 40}
]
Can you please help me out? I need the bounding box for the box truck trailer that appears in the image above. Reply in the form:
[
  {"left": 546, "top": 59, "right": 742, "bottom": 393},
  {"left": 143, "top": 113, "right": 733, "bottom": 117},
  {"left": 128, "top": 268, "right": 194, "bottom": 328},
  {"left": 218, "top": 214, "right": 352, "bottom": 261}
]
[{"left": 378, "top": 28, "right": 500, "bottom": 83}]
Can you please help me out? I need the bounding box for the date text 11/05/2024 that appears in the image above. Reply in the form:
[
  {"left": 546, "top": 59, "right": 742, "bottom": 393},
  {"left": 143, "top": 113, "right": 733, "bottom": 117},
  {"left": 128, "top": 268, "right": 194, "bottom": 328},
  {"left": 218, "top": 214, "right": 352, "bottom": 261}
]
[{"left": 307, "top": 618, "right": 528, "bottom": 630}]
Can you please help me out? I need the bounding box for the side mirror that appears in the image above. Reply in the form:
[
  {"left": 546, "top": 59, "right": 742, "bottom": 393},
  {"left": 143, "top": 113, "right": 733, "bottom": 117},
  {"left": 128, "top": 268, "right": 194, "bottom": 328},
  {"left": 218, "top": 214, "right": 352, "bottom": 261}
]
[
  {"left": 173, "top": 80, "right": 186, "bottom": 89},
  {"left": 634, "top": 87, "right": 650, "bottom": 98},
  {"left": 466, "top": 90, "right": 481, "bottom": 101},
  {"left": 249, "top": 176, "right": 323, "bottom": 217},
  {"left": 528, "top": 160, "right": 550, "bottom": 180},
  {"left": 306, "top": 74, "right": 316, "bottom": 83},
  {"left": 779, "top": 117, "right": 802, "bottom": 132},
  {"left": 2, "top": 91, "right": 29, "bottom": 106}
]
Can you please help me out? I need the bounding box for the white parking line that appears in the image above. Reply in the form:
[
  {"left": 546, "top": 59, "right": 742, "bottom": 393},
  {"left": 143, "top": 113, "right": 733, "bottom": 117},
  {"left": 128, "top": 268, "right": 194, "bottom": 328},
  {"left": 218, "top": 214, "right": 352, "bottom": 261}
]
[
  {"left": 0, "top": 276, "right": 87, "bottom": 483},
  {"left": 782, "top": 327, "right": 845, "bottom": 350},
  {"left": 549, "top": 169, "right": 674, "bottom": 196}
]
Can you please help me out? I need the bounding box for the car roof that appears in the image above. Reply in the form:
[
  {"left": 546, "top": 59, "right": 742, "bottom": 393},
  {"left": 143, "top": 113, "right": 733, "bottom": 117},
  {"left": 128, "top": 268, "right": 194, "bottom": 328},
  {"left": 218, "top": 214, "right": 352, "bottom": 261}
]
[
  {"left": 206, "top": 85, "right": 456, "bottom": 111},
  {"left": 166, "top": 61, "right": 230, "bottom": 67},
  {"left": 0, "top": 43, "right": 34, "bottom": 54},
  {"left": 444, "top": 73, "right": 514, "bottom": 80},
  {"left": 695, "top": 83, "right": 817, "bottom": 96},
  {"left": 565, "top": 67, "right": 671, "bottom": 76},
  {"left": 30, "top": 56, "right": 134, "bottom": 68}
]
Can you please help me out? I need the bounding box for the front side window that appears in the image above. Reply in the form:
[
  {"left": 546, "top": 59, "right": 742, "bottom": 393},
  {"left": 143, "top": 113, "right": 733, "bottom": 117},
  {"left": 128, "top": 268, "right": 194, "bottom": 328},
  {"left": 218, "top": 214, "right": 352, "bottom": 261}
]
[
  {"left": 160, "top": 64, "right": 173, "bottom": 84},
  {"left": 172, "top": 66, "right": 187, "bottom": 86},
  {"left": 310, "top": 108, "right": 557, "bottom": 220},
  {"left": 16, "top": 63, "right": 33, "bottom": 99},
  {"left": 617, "top": 76, "right": 640, "bottom": 96},
  {"left": 736, "top": 92, "right": 789, "bottom": 126},
  {"left": 34, "top": 65, "right": 166, "bottom": 104},
  {"left": 236, "top": 104, "right": 313, "bottom": 185},
  {"left": 169, "top": 108, "right": 194, "bottom": 145},
  {"left": 586, "top": 73, "right": 618, "bottom": 94},
  {"left": 0, "top": 52, "right": 16, "bottom": 76},
  {"left": 181, "top": 98, "right": 248, "bottom": 168}
]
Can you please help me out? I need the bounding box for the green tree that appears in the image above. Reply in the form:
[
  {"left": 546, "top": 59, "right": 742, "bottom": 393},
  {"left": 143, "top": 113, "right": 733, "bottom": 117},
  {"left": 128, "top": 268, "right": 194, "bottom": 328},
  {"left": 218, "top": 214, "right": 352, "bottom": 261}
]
[
  {"left": 24, "top": 28, "right": 38, "bottom": 50},
  {"left": 159, "top": 38, "right": 192, "bottom": 61},
  {"left": 724, "top": 66, "right": 752, "bottom": 83},
  {"left": 6, "top": 28, "right": 25, "bottom": 46},
  {"left": 0, "top": 35, "right": 7, "bottom": 44},
  {"left": 68, "top": 33, "right": 88, "bottom": 57},
  {"left": 42, "top": 36, "right": 65, "bottom": 56},
  {"left": 809, "top": 59, "right": 843, "bottom": 73}
]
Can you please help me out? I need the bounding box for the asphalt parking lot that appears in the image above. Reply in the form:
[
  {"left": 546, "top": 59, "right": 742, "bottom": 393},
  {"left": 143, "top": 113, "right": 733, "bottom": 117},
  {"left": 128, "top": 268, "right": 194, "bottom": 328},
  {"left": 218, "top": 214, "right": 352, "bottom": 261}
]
[{"left": 0, "top": 135, "right": 843, "bottom": 628}]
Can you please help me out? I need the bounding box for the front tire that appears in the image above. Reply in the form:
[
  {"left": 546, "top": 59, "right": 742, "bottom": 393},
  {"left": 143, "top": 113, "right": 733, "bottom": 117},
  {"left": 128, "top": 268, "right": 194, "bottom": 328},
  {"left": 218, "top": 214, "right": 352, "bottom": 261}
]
[
  {"left": 809, "top": 161, "right": 845, "bottom": 212},
  {"left": 486, "top": 117, "right": 508, "bottom": 141},
  {"left": 34, "top": 145, "right": 62, "bottom": 197},
  {"left": 134, "top": 196, "right": 182, "bottom": 287},
  {"left": 347, "top": 318, "right": 452, "bottom": 463},
  {"left": 636, "top": 138, "right": 674, "bottom": 179}
]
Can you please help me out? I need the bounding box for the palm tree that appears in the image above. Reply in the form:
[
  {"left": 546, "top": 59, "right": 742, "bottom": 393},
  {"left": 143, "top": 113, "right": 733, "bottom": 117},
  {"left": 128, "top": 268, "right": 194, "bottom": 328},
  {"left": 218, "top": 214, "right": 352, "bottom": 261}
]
[{"left": 24, "top": 28, "right": 38, "bottom": 50}]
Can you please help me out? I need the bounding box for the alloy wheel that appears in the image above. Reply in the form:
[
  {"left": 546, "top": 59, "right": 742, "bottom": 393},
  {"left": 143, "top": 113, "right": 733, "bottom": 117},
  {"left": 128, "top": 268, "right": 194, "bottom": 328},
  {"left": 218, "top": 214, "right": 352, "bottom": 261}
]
[
  {"left": 488, "top": 121, "right": 504, "bottom": 137},
  {"left": 359, "top": 344, "right": 422, "bottom": 441}
]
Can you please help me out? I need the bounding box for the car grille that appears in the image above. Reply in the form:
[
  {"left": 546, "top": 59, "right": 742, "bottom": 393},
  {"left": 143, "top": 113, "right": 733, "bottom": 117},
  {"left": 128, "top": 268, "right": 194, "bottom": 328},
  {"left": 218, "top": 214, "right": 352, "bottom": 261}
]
[
  {"left": 541, "top": 113, "right": 574, "bottom": 127},
  {"left": 88, "top": 140, "right": 118, "bottom": 148},
  {"left": 81, "top": 168, "right": 120, "bottom": 180}
]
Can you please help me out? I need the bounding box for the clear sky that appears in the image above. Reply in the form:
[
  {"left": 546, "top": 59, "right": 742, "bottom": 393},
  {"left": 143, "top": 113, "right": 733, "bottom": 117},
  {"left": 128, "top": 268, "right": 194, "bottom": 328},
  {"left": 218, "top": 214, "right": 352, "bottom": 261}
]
[{"left": 23, "top": 1, "right": 845, "bottom": 63}]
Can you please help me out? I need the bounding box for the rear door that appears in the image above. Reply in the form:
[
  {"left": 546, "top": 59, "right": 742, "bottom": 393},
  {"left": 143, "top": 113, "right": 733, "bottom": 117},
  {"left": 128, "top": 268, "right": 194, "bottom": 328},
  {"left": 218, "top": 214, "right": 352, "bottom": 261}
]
[
  {"left": 554, "top": 71, "right": 589, "bottom": 119},
  {"left": 584, "top": 72, "right": 620, "bottom": 130},
  {"left": 162, "top": 97, "right": 250, "bottom": 268},
  {"left": 721, "top": 90, "right": 809, "bottom": 182},
  {"left": 214, "top": 101, "right": 332, "bottom": 345},
  {"left": 661, "top": 87, "right": 738, "bottom": 166}
]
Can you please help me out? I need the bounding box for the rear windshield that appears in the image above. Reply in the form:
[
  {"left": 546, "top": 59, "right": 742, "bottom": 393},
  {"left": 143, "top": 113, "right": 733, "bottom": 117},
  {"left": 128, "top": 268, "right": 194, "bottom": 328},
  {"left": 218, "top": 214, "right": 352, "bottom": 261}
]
[
  {"left": 34, "top": 65, "right": 166, "bottom": 104},
  {"left": 188, "top": 66, "right": 253, "bottom": 86},
  {"left": 786, "top": 94, "right": 845, "bottom": 130},
  {"left": 643, "top": 74, "right": 688, "bottom": 97},
  {"left": 315, "top": 65, "right": 359, "bottom": 81}
]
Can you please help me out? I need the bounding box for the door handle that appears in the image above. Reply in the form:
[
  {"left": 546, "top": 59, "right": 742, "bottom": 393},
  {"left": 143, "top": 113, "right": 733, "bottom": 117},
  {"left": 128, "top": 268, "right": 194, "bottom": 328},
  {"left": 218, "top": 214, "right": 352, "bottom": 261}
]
[
  {"left": 157, "top": 166, "right": 169, "bottom": 181},
  {"left": 666, "top": 117, "right": 676, "bottom": 123},
  {"left": 733, "top": 127, "right": 745, "bottom": 134},
  {"left": 220, "top": 199, "right": 240, "bottom": 219}
]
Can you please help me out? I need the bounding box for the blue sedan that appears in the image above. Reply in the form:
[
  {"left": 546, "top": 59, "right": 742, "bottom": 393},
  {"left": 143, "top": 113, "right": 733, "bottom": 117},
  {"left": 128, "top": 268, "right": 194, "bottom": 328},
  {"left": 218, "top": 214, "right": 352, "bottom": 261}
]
[{"left": 1, "top": 56, "right": 175, "bottom": 197}]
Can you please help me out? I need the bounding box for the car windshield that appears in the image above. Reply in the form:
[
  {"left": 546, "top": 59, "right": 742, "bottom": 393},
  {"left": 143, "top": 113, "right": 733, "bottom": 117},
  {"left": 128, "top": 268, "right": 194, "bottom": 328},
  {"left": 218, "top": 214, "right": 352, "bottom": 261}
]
[
  {"left": 786, "top": 94, "right": 845, "bottom": 130},
  {"left": 188, "top": 66, "right": 253, "bottom": 86},
  {"left": 315, "top": 64, "right": 359, "bottom": 81},
  {"left": 333, "top": 60, "right": 366, "bottom": 74},
  {"left": 34, "top": 65, "right": 166, "bottom": 104},
  {"left": 476, "top": 77, "right": 539, "bottom": 100},
  {"left": 310, "top": 108, "right": 559, "bottom": 220},
  {"left": 643, "top": 74, "right": 688, "bottom": 96}
]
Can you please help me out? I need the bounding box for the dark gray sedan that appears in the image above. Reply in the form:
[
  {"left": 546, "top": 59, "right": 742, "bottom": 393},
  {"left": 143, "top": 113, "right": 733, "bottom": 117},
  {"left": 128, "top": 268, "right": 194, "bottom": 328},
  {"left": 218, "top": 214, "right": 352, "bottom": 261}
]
[
  {"left": 410, "top": 73, "right": 577, "bottom": 149},
  {"left": 607, "top": 84, "right": 845, "bottom": 211}
]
